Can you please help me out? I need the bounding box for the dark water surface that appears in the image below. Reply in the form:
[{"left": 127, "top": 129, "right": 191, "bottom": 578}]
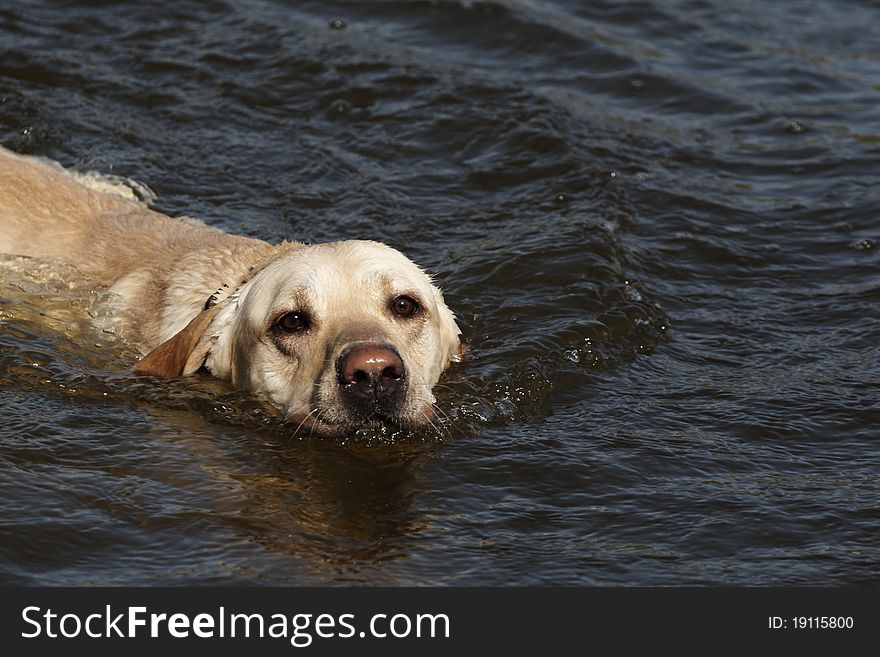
[{"left": 1, "top": 0, "right": 878, "bottom": 585}]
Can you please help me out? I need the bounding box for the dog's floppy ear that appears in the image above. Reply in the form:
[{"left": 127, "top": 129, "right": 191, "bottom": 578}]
[
  {"left": 432, "top": 285, "right": 464, "bottom": 369},
  {"left": 133, "top": 304, "right": 223, "bottom": 377}
]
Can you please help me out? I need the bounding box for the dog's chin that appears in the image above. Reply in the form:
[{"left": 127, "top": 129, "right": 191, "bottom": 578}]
[
  {"left": 285, "top": 412, "right": 345, "bottom": 437},
  {"left": 284, "top": 410, "right": 396, "bottom": 438},
  {"left": 286, "top": 404, "right": 431, "bottom": 438}
]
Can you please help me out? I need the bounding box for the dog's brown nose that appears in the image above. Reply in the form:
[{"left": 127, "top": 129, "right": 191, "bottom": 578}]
[{"left": 337, "top": 343, "right": 405, "bottom": 400}]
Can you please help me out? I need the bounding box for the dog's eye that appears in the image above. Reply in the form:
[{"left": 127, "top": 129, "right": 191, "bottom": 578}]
[
  {"left": 391, "top": 295, "right": 420, "bottom": 318},
  {"left": 275, "top": 311, "right": 310, "bottom": 333}
]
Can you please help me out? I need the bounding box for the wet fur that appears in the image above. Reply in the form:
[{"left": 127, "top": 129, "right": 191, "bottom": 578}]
[{"left": 0, "top": 146, "right": 461, "bottom": 434}]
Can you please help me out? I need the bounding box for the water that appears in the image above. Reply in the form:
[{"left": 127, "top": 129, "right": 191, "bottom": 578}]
[{"left": 1, "top": 0, "right": 878, "bottom": 585}]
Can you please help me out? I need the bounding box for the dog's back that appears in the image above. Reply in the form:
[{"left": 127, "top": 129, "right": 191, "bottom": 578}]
[
  {"left": 0, "top": 146, "right": 129, "bottom": 260},
  {"left": 0, "top": 146, "right": 271, "bottom": 284}
]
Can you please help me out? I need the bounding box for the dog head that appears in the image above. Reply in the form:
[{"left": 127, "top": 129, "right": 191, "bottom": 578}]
[{"left": 135, "top": 240, "right": 461, "bottom": 436}]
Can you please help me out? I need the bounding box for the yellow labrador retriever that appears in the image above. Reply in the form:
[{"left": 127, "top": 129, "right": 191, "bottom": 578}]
[{"left": 0, "top": 146, "right": 461, "bottom": 435}]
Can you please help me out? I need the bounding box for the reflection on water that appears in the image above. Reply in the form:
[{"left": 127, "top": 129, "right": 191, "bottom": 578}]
[{"left": 142, "top": 408, "right": 441, "bottom": 574}]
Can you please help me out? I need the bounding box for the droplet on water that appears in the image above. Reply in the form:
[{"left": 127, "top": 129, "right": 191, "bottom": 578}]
[{"left": 622, "top": 283, "right": 642, "bottom": 302}]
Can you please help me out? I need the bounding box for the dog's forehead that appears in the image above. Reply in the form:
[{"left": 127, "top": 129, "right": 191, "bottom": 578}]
[
  {"left": 257, "top": 240, "right": 432, "bottom": 299},
  {"left": 312, "top": 239, "right": 420, "bottom": 266}
]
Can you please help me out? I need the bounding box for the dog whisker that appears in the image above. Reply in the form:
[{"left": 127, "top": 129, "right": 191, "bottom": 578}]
[{"left": 291, "top": 407, "right": 319, "bottom": 439}]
